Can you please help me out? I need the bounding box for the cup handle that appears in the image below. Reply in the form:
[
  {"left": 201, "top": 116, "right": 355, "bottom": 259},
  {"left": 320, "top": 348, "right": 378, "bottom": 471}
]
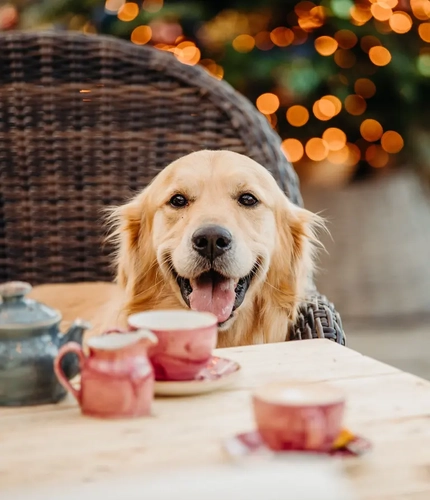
[{"left": 54, "top": 342, "right": 85, "bottom": 402}]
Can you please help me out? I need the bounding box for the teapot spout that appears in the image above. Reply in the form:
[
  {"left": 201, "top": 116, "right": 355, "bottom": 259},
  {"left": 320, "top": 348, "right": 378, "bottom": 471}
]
[{"left": 60, "top": 319, "right": 91, "bottom": 380}]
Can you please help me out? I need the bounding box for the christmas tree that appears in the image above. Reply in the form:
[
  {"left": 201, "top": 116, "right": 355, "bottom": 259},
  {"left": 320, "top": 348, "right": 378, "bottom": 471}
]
[{"left": 3, "top": 0, "right": 430, "bottom": 185}]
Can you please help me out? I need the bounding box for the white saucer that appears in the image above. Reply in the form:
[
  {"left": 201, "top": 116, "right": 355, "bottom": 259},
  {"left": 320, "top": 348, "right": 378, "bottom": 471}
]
[{"left": 154, "top": 356, "right": 241, "bottom": 396}]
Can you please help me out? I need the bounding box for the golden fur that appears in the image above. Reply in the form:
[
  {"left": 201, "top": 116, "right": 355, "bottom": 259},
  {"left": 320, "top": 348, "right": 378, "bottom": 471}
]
[{"left": 106, "top": 150, "right": 323, "bottom": 347}]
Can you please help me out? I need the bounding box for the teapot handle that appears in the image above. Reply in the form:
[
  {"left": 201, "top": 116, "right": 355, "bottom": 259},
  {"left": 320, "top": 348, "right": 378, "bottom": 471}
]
[{"left": 54, "top": 342, "right": 85, "bottom": 402}]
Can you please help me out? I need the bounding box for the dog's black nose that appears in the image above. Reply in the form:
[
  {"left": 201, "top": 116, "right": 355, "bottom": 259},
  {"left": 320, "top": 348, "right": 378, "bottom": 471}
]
[{"left": 192, "top": 225, "right": 232, "bottom": 260}]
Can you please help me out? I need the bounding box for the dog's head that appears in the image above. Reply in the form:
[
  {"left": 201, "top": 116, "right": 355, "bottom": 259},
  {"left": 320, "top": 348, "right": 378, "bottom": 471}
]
[{"left": 109, "top": 150, "right": 323, "bottom": 332}]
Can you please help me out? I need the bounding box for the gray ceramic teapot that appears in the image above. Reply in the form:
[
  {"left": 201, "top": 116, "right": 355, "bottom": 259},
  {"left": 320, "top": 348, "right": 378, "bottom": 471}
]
[{"left": 0, "top": 281, "right": 91, "bottom": 406}]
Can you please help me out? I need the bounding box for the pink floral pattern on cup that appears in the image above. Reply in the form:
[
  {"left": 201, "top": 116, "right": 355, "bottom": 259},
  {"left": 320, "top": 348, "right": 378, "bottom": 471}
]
[
  {"left": 253, "top": 382, "right": 345, "bottom": 452},
  {"left": 128, "top": 310, "right": 218, "bottom": 381}
]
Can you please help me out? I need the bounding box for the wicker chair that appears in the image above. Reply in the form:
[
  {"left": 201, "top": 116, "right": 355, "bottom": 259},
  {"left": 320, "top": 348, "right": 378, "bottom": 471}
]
[{"left": 0, "top": 31, "right": 345, "bottom": 345}]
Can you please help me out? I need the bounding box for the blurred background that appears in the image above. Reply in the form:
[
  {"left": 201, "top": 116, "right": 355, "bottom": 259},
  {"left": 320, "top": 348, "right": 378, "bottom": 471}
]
[{"left": 2, "top": 0, "right": 430, "bottom": 376}]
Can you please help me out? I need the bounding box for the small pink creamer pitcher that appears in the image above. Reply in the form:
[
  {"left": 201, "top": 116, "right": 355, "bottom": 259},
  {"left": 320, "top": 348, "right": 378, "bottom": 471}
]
[{"left": 54, "top": 330, "right": 158, "bottom": 419}]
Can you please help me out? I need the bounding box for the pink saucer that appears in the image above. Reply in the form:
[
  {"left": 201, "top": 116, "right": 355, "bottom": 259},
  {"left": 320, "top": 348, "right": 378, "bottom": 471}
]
[
  {"left": 154, "top": 356, "right": 240, "bottom": 396},
  {"left": 223, "top": 430, "right": 372, "bottom": 459}
]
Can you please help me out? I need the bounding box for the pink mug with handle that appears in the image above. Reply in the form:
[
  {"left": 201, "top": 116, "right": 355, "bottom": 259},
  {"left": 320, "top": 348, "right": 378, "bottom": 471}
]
[
  {"left": 253, "top": 381, "right": 345, "bottom": 452},
  {"left": 54, "top": 330, "right": 158, "bottom": 419}
]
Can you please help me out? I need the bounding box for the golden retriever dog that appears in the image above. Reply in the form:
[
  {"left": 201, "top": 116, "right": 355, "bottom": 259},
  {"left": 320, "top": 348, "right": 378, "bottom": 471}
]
[{"left": 107, "top": 150, "right": 323, "bottom": 347}]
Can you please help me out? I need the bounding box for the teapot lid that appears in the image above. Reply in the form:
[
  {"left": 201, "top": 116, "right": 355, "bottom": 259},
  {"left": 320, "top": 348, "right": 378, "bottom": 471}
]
[{"left": 0, "top": 281, "right": 62, "bottom": 331}]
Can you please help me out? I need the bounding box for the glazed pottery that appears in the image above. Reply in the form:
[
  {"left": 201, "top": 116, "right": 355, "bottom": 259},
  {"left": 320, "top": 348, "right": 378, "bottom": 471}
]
[
  {"left": 54, "top": 330, "right": 158, "bottom": 418},
  {"left": 0, "top": 281, "right": 90, "bottom": 406},
  {"left": 253, "top": 382, "right": 345, "bottom": 452},
  {"left": 128, "top": 310, "right": 218, "bottom": 381}
]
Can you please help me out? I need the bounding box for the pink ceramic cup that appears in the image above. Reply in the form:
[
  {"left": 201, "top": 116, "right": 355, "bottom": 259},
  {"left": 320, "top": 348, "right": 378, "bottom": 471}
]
[
  {"left": 128, "top": 310, "right": 218, "bottom": 381},
  {"left": 253, "top": 381, "right": 345, "bottom": 452}
]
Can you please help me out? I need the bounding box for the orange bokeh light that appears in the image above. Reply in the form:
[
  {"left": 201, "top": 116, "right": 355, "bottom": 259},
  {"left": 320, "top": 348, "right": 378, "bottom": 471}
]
[
  {"left": 354, "top": 78, "right": 377, "bottom": 98},
  {"left": 328, "top": 143, "right": 360, "bottom": 166},
  {"left": 105, "top": 0, "right": 125, "bottom": 13},
  {"left": 305, "top": 138, "right": 329, "bottom": 161},
  {"left": 292, "top": 27, "right": 308, "bottom": 45},
  {"left": 389, "top": 11, "right": 413, "bottom": 33},
  {"left": 334, "top": 29, "right": 358, "bottom": 49},
  {"left": 117, "top": 2, "right": 139, "bottom": 21},
  {"left": 298, "top": 6, "right": 326, "bottom": 31},
  {"left": 256, "top": 93, "right": 280, "bottom": 114},
  {"left": 174, "top": 42, "right": 201, "bottom": 65},
  {"left": 315, "top": 36, "right": 338, "bottom": 56},
  {"left": 286, "top": 105, "right": 310, "bottom": 127},
  {"left": 411, "top": 0, "right": 430, "bottom": 21},
  {"left": 381, "top": 131, "right": 404, "bottom": 153},
  {"left": 131, "top": 25, "right": 152, "bottom": 45},
  {"left": 370, "top": 3, "right": 392, "bottom": 21},
  {"left": 383, "top": 0, "right": 398, "bottom": 8},
  {"left": 322, "top": 128, "right": 347, "bottom": 151},
  {"left": 419, "top": 22, "right": 430, "bottom": 42},
  {"left": 334, "top": 49, "right": 356, "bottom": 68},
  {"left": 270, "top": 27, "right": 294, "bottom": 47},
  {"left": 282, "top": 139, "right": 304, "bottom": 163},
  {"left": 366, "top": 145, "right": 389, "bottom": 168},
  {"left": 369, "top": 46, "right": 392, "bottom": 66},
  {"left": 360, "top": 35, "right": 382, "bottom": 53},
  {"left": 345, "top": 95, "right": 367, "bottom": 115},
  {"left": 295, "top": 1, "right": 316, "bottom": 18},
  {"left": 350, "top": 5, "right": 372, "bottom": 25},
  {"left": 255, "top": 31, "right": 274, "bottom": 50},
  {"left": 232, "top": 34, "right": 255, "bottom": 53},
  {"left": 360, "top": 119, "right": 384, "bottom": 142}
]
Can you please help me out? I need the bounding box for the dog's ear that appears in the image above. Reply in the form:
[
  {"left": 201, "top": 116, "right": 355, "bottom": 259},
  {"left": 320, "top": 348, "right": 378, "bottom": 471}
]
[
  {"left": 265, "top": 194, "right": 324, "bottom": 316},
  {"left": 106, "top": 189, "right": 158, "bottom": 303}
]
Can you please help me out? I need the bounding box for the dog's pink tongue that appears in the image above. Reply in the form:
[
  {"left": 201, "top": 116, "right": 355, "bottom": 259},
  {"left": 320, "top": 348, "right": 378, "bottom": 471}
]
[{"left": 189, "top": 276, "right": 235, "bottom": 323}]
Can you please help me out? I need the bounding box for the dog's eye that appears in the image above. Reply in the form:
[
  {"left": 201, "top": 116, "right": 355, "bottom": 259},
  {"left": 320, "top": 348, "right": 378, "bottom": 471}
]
[
  {"left": 169, "top": 194, "right": 188, "bottom": 208},
  {"left": 238, "top": 193, "right": 259, "bottom": 207}
]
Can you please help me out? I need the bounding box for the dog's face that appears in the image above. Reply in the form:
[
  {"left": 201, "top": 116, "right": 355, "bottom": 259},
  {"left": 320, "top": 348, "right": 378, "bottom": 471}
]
[{"left": 112, "top": 150, "right": 321, "bottom": 337}]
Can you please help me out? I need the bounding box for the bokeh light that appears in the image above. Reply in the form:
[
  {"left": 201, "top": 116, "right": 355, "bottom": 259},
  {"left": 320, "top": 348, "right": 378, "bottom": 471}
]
[
  {"left": 411, "top": 0, "right": 430, "bottom": 21},
  {"left": 105, "top": 0, "right": 125, "bottom": 13},
  {"left": 354, "top": 78, "right": 377, "bottom": 98},
  {"left": 381, "top": 131, "right": 404, "bottom": 153},
  {"left": 389, "top": 12, "right": 413, "bottom": 33},
  {"left": 315, "top": 36, "right": 338, "bottom": 55},
  {"left": 334, "top": 29, "right": 358, "bottom": 49},
  {"left": 255, "top": 31, "right": 274, "bottom": 50},
  {"left": 174, "top": 41, "right": 201, "bottom": 65},
  {"left": 360, "top": 35, "right": 382, "bottom": 53},
  {"left": 418, "top": 22, "right": 430, "bottom": 42},
  {"left": 142, "top": 0, "right": 163, "bottom": 13},
  {"left": 256, "top": 93, "right": 280, "bottom": 114},
  {"left": 286, "top": 105, "right": 310, "bottom": 127},
  {"left": 370, "top": 3, "right": 392, "bottom": 22},
  {"left": 323, "top": 128, "right": 347, "bottom": 151},
  {"left": 345, "top": 94, "right": 367, "bottom": 115},
  {"left": 131, "top": 25, "right": 152, "bottom": 45},
  {"left": 417, "top": 53, "right": 430, "bottom": 76},
  {"left": 350, "top": 4, "right": 372, "bottom": 25},
  {"left": 232, "top": 34, "right": 255, "bottom": 53},
  {"left": 282, "top": 139, "right": 304, "bottom": 162},
  {"left": 366, "top": 144, "right": 389, "bottom": 168},
  {"left": 334, "top": 48, "right": 356, "bottom": 68},
  {"left": 369, "top": 46, "right": 392, "bottom": 66},
  {"left": 306, "top": 138, "right": 329, "bottom": 161},
  {"left": 360, "top": 119, "right": 383, "bottom": 142},
  {"left": 270, "top": 27, "right": 294, "bottom": 47},
  {"left": 117, "top": 2, "right": 139, "bottom": 21}
]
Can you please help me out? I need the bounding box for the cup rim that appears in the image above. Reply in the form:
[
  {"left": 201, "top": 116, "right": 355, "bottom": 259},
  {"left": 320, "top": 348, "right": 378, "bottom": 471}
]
[
  {"left": 87, "top": 330, "right": 157, "bottom": 351},
  {"left": 253, "top": 381, "right": 345, "bottom": 407},
  {"left": 128, "top": 309, "right": 218, "bottom": 332}
]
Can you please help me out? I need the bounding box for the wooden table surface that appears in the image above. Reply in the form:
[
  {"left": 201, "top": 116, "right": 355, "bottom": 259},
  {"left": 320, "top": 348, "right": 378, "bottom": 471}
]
[{"left": 1, "top": 283, "right": 430, "bottom": 500}]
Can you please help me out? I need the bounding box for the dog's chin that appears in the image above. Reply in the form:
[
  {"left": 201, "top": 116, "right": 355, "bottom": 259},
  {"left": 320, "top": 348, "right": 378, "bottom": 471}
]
[{"left": 171, "top": 264, "right": 258, "bottom": 328}]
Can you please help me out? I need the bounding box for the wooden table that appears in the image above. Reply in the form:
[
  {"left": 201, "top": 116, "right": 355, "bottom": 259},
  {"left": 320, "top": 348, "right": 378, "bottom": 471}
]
[{"left": 2, "top": 284, "right": 430, "bottom": 500}]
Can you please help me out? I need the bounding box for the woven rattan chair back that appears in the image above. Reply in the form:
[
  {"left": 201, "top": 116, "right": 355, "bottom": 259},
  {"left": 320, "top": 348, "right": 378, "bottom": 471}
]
[{"left": 0, "top": 32, "right": 344, "bottom": 344}]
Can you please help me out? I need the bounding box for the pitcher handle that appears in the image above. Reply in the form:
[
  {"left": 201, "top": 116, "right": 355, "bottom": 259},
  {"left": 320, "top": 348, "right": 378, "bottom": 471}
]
[{"left": 54, "top": 342, "right": 85, "bottom": 402}]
